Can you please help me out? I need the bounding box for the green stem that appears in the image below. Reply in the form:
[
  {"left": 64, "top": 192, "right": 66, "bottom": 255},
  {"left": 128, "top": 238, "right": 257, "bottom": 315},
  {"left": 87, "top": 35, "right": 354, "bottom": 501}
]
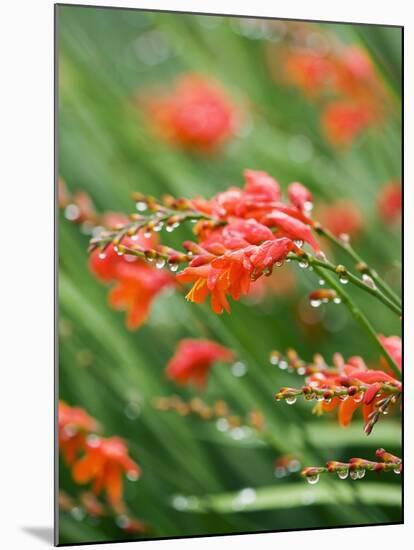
[
  {"left": 290, "top": 254, "right": 401, "bottom": 317},
  {"left": 316, "top": 226, "right": 402, "bottom": 308},
  {"left": 310, "top": 265, "right": 401, "bottom": 379}
]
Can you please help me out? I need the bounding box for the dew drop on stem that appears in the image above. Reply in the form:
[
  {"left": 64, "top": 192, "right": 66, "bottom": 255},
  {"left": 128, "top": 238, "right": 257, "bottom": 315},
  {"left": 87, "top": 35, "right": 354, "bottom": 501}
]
[{"left": 306, "top": 474, "right": 319, "bottom": 485}]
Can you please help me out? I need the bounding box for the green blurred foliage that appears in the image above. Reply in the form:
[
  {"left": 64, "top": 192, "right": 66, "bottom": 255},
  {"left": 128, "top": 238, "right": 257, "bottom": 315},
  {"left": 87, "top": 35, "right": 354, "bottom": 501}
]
[{"left": 57, "top": 5, "right": 402, "bottom": 544}]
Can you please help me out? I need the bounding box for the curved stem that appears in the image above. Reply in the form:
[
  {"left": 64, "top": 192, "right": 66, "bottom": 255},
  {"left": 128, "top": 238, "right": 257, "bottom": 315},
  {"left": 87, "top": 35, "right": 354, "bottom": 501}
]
[
  {"left": 310, "top": 265, "right": 401, "bottom": 379},
  {"left": 315, "top": 225, "right": 402, "bottom": 308},
  {"left": 289, "top": 254, "right": 401, "bottom": 317}
]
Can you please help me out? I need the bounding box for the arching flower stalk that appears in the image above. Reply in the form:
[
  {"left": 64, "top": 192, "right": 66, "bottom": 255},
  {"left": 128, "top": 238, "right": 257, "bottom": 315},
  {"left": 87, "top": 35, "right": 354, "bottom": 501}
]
[
  {"left": 87, "top": 169, "right": 401, "bottom": 376},
  {"left": 302, "top": 448, "right": 402, "bottom": 484},
  {"left": 273, "top": 344, "right": 402, "bottom": 434},
  {"left": 153, "top": 395, "right": 265, "bottom": 433}
]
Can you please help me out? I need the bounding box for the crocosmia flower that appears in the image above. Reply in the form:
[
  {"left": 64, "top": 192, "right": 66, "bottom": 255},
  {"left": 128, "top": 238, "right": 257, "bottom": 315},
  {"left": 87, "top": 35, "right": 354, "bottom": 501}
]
[
  {"left": 321, "top": 101, "right": 378, "bottom": 147},
  {"left": 379, "top": 335, "right": 402, "bottom": 371},
  {"left": 166, "top": 339, "right": 234, "bottom": 388},
  {"left": 377, "top": 181, "right": 402, "bottom": 224},
  {"left": 316, "top": 200, "right": 364, "bottom": 238},
  {"left": 72, "top": 436, "right": 140, "bottom": 508},
  {"left": 142, "top": 74, "right": 240, "bottom": 152},
  {"left": 308, "top": 356, "right": 401, "bottom": 429},
  {"left": 59, "top": 401, "right": 99, "bottom": 464},
  {"left": 280, "top": 48, "right": 334, "bottom": 98},
  {"left": 89, "top": 229, "right": 174, "bottom": 329}
]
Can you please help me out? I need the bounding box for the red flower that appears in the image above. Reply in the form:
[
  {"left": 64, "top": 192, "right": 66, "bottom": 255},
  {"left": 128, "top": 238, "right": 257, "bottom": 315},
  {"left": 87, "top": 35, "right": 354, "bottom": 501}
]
[
  {"left": 261, "top": 211, "right": 320, "bottom": 251},
  {"left": 89, "top": 229, "right": 175, "bottom": 329},
  {"left": 322, "top": 101, "right": 378, "bottom": 147},
  {"left": 166, "top": 338, "right": 234, "bottom": 388},
  {"left": 307, "top": 357, "right": 401, "bottom": 428},
  {"left": 177, "top": 248, "right": 255, "bottom": 314},
  {"left": 379, "top": 335, "right": 402, "bottom": 371},
  {"left": 59, "top": 401, "right": 99, "bottom": 465},
  {"left": 316, "top": 200, "right": 364, "bottom": 238},
  {"left": 377, "top": 181, "right": 402, "bottom": 223},
  {"left": 335, "top": 46, "right": 380, "bottom": 100},
  {"left": 142, "top": 74, "right": 239, "bottom": 152},
  {"left": 72, "top": 436, "right": 140, "bottom": 508},
  {"left": 281, "top": 48, "right": 334, "bottom": 98},
  {"left": 288, "top": 182, "right": 313, "bottom": 213},
  {"left": 177, "top": 237, "right": 299, "bottom": 313}
]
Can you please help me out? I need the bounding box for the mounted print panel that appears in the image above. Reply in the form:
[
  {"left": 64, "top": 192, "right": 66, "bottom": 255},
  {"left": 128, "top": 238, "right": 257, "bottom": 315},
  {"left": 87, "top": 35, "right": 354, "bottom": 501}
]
[{"left": 56, "top": 4, "right": 402, "bottom": 545}]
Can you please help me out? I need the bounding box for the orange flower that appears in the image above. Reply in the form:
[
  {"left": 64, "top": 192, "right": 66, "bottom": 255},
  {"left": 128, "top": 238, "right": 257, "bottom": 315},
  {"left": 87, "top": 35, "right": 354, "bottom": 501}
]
[
  {"left": 377, "top": 181, "right": 402, "bottom": 224},
  {"left": 379, "top": 335, "right": 402, "bottom": 371},
  {"left": 177, "top": 249, "right": 254, "bottom": 314},
  {"left": 59, "top": 401, "right": 99, "bottom": 465},
  {"left": 89, "top": 229, "right": 175, "bottom": 329},
  {"left": 322, "top": 101, "right": 379, "bottom": 147},
  {"left": 308, "top": 358, "right": 401, "bottom": 428},
  {"left": 316, "top": 200, "right": 364, "bottom": 238},
  {"left": 166, "top": 338, "right": 234, "bottom": 388},
  {"left": 281, "top": 48, "right": 334, "bottom": 98},
  {"left": 72, "top": 436, "right": 140, "bottom": 508},
  {"left": 142, "top": 74, "right": 240, "bottom": 152}
]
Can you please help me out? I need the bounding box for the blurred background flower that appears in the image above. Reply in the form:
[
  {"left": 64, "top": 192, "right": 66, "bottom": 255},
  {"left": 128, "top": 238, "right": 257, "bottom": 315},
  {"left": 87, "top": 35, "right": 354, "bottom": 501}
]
[{"left": 58, "top": 6, "right": 401, "bottom": 545}]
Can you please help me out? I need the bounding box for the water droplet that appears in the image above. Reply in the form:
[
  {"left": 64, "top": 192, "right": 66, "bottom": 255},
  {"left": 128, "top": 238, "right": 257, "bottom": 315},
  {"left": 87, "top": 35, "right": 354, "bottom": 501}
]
[
  {"left": 71, "top": 506, "right": 85, "bottom": 521},
  {"left": 144, "top": 230, "right": 152, "bottom": 238},
  {"left": 155, "top": 258, "right": 166, "bottom": 269},
  {"left": 153, "top": 221, "right": 164, "bottom": 232},
  {"left": 304, "top": 201, "right": 313, "bottom": 213},
  {"left": 362, "top": 274, "right": 377, "bottom": 289},
  {"left": 216, "top": 418, "right": 229, "bottom": 432},
  {"left": 274, "top": 466, "right": 286, "bottom": 478},
  {"left": 393, "top": 466, "right": 401, "bottom": 475},
  {"left": 86, "top": 434, "right": 101, "bottom": 447},
  {"left": 135, "top": 201, "right": 147, "bottom": 212},
  {"left": 294, "top": 240, "right": 304, "bottom": 248},
  {"left": 307, "top": 474, "right": 319, "bottom": 485},
  {"left": 64, "top": 204, "right": 80, "bottom": 221},
  {"left": 350, "top": 470, "right": 358, "bottom": 480},
  {"left": 316, "top": 395, "right": 324, "bottom": 402},
  {"left": 166, "top": 225, "right": 174, "bottom": 233},
  {"left": 116, "top": 514, "right": 129, "bottom": 528},
  {"left": 91, "top": 225, "right": 104, "bottom": 238},
  {"left": 288, "top": 459, "right": 301, "bottom": 472},
  {"left": 324, "top": 398, "right": 332, "bottom": 404},
  {"left": 357, "top": 469, "right": 366, "bottom": 479},
  {"left": 231, "top": 361, "right": 247, "bottom": 377},
  {"left": 231, "top": 427, "right": 245, "bottom": 440},
  {"left": 297, "top": 366, "right": 306, "bottom": 375},
  {"left": 339, "top": 276, "right": 349, "bottom": 284},
  {"left": 286, "top": 396, "right": 297, "bottom": 405},
  {"left": 319, "top": 279, "right": 325, "bottom": 286},
  {"left": 127, "top": 470, "right": 139, "bottom": 481},
  {"left": 298, "top": 260, "right": 309, "bottom": 269},
  {"left": 278, "top": 360, "right": 288, "bottom": 370},
  {"left": 98, "top": 251, "right": 106, "bottom": 260},
  {"left": 169, "top": 263, "right": 179, "bottom": 272},
  {"left": 237, "top": 488, "right": 256, "bottom": 505},
  {"left": 270, "top": 352, "right": 280, "bottom": 365},
  {"left": 310, "top": 299, "right": 321, "bottom": 308},
  {"left": 172, "top": 495, "right": 189, "bottom": 510},
  {"left": 333, "top": 297, "right": 342, "bottom": 304},
  {"left": 275, "top": 260, "right": 284, "bottom": 267},
  {"left": 131, "top": 234, "right": 139, "bottom": 241},
  {"left": 316, "top": 251, "right": 327, "bottom": 262},
  {"left": 337, "top": 469, "right": 349, "bottom": 480},
  {"left": 124, "top": 402, "right": 141, "bottom": 419}
]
